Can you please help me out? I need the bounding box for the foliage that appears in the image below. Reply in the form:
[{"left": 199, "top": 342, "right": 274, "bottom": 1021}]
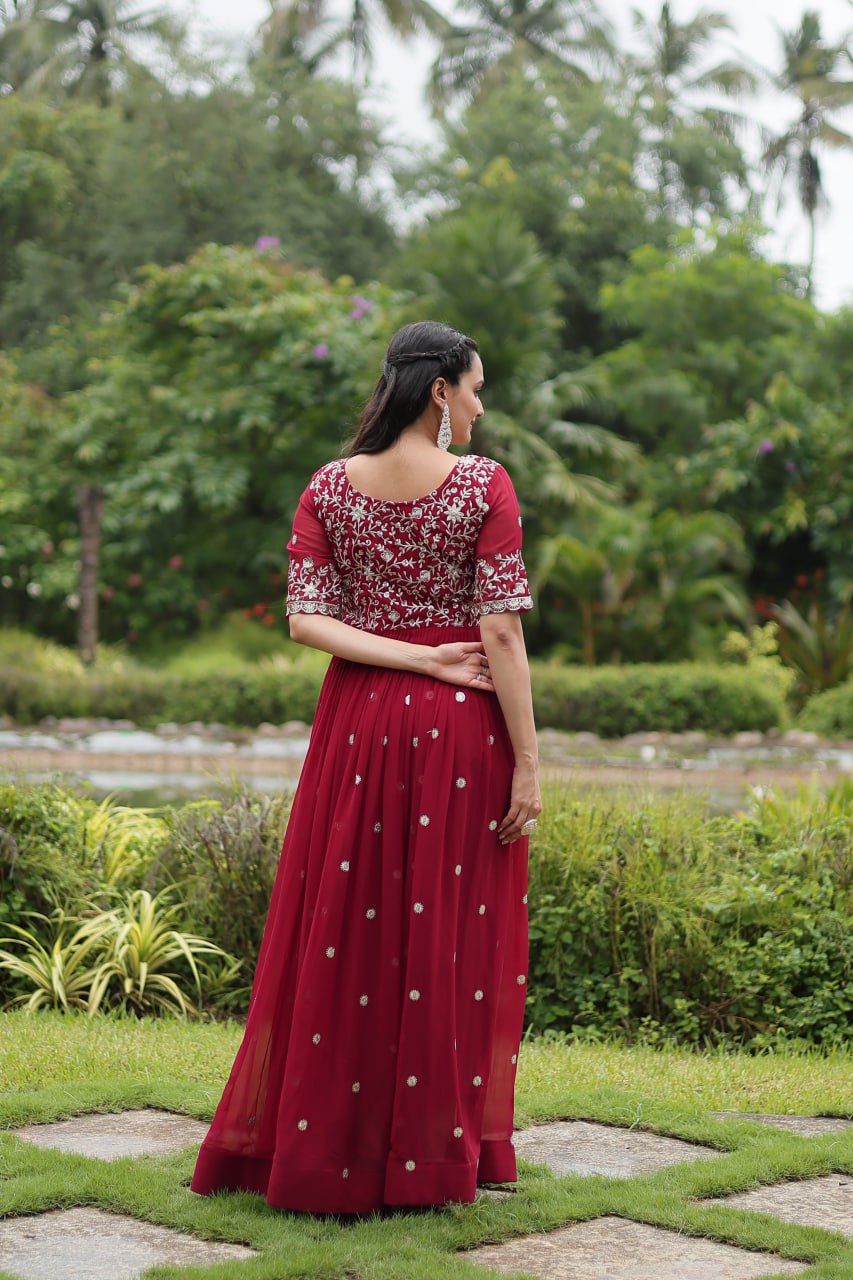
[
  {"left": 527, "top": 780, "right": 853, "bottom": 1047},
  {"left": 529, "top": 661, "right": 782, "bottom": 735},
  {"left": 141, "top": 784, "right": 295, "bottom": 1011},
  {"left": 0, "top": 909, "right": 115, "bottom": 1013},
  {"left": 624, "top": 0, "right": 755, "bottom": 221},
  {"left": 675, "top": 371, "right": 853, "bottom": 593},
  {"left": 719, "top": 622, "right": 797, "bottom": 708},
  {"left": 761, "top": 10, "right": 853, "bottom": 293},
  {"left": 391, "top": 203, "right": 561, "bottom": 413},
  {"left": 797, "top": 679, "right": 853, "bottom": 739},
  {"left": 2, "top": 247, "right": 399, "bottom": 644},
  {"left": 0, "top": 87, "right": 392, "bottom": 348},
  {"left": 5, "top": 776, "right": 851, "bottom": 1046},
  {"left": 0, "top": 888, "right": 234, "bottom": 1016},
  {"left": 0, "top": 775, "right": 95, "bottom": 941},
  {"left": 0, "top": 646, "right": 784, "bottom": 735},
  {"left": 589, "top": 231, "right": 817, "bottom": 453},
  {"left": 428, "top": 0, "right": 613, "bottom": 109},
  {"left": 532, "top": 504, "right": 749, "bottom": 663},
  {"left": 771, "top": 589, "right": 853, "bottom": 698}
]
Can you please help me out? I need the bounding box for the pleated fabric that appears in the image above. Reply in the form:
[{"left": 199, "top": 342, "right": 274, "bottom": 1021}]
[{"left": 190, "top": 622, "right": 529, "bottom": 1214}]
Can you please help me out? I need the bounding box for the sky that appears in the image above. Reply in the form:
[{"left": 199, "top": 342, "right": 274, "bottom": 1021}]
[{"left": 178, "top": 0, "right": 853, "bottom": 311}]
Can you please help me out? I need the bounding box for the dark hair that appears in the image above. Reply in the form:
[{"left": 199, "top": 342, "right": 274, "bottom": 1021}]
[{"left": 344, "top": 321, "right": 479, "bottom": 456}]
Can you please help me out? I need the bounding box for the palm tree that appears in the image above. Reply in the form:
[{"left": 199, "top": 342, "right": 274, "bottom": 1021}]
[
  {"left": 0, "top": 0, "right": 179, "bottom": 103},
  {"left": 253, "top": 0, "right": 345, "bottom": 78},
  {"left": 348, "top": 0, "right": 444, "bottom": 86},
  {"left": 626, "top": 2, "right": 757, "bottom": 218},
  {"left": 429, "top": 0, "right": 614, "bottom": 113},
  {"left": 51, "top": 0, "right": 180, "bottom": 103},
  {"left": 0, "top": 0, "right": 56, "bottom": 93},
  {"left": 762, "top": 10, "right": 853, "bottom": 295}
]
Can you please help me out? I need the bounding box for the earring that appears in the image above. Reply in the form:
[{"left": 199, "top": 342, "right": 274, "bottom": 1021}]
[{"left": 437, "top": 402, "right": 452, "bottom": 451}]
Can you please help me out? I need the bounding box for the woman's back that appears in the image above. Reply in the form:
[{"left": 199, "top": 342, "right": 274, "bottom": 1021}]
[{"left": 285, "top": 454, "right": 533, "bottom": 633}]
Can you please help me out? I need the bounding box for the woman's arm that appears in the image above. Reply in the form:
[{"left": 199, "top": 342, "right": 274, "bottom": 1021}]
[
  {"left": 479, "top": 610, "right": 541, "bottom": 845},
  {"left": 288, "top": 612, "right": 493, "bottom": 688}
]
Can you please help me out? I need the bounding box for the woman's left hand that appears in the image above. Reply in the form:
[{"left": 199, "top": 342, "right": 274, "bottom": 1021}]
[{"left": 427, "top": 641, "right": 495, "bottom": 691}]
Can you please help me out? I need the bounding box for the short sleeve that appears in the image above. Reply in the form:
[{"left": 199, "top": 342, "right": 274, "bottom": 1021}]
[
  {"left": 285, "top": 480, "right": 342, "bottom": 618},
  {"left": 473, "top": 464, "right": 534, "bottom": 616}
]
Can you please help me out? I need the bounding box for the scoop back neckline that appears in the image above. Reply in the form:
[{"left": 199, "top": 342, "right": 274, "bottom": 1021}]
[{"left": 339, "top": 456, "right": 464, "bottom": 506}]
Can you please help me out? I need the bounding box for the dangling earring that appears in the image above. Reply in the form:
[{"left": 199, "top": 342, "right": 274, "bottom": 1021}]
[{"left": 437, "top": 402, "right": 452, "bottom": 451}]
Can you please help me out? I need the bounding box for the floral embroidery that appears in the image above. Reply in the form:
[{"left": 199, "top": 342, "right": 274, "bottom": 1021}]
[
  {"left": 285, "top": 454, "right": 533, "bottom": 627},
  {"left": 285, "top": 559, "right": 341, "bottom": 617}
]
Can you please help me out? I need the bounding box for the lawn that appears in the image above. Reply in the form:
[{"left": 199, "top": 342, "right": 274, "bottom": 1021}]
[{"left": 1, "top": 1011, "right": 852, "bottom": 1278}]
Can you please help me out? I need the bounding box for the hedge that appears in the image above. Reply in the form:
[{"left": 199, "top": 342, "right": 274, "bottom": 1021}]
[
  {"left": 797, "top": 679, "right": 853, "bottom": 739},
  {"left": 1, "top": 661, "right": 783, "bottom": 737},
  {"left": 2, "top": 777, "right": 850, "bottom": 1047}
]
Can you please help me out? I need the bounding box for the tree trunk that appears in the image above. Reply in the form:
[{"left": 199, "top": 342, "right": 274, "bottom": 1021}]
[{"left": 77, "top": 484, "right": 104, "bottom": 667}]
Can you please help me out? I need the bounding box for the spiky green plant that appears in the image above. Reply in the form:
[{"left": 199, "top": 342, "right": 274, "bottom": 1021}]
[
  {"left": 89, "top": 887, "right": 234, "bottom": 1017},
  {"left": 0, "top": 909, "right": 115, "bottom": 1013}
]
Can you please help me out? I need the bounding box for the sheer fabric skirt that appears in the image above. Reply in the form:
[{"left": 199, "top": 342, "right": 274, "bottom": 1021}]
[{"left": 190, "top": 623, "right": 529, "bottom": 1214}]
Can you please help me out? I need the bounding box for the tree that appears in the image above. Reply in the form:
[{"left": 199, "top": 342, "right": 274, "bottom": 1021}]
[
  {"left": 762, "top": 10, "right": 853, "bottom": 294},
  {"left": 45, "top": 246, "right": 400, "bottom": 645},
  {"left": 586, "top": 230, "right": 818, "bottom": 454},
  {"left": 0, "top": 0, "right": 181, "bottom": 103},
  {"left": 626, "top": 1, "right": 756, "bottom": 220},
  {"left": 429, "top": 0, "right": 614, "bottom": 111},
  {"left": 390, "top": 204, "right": 561, "bottom": 417}
]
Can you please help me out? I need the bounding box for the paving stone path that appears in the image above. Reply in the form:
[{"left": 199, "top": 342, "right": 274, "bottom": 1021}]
[{"left": 2, "top": 1107, "right": 852, "bottom": 1278}]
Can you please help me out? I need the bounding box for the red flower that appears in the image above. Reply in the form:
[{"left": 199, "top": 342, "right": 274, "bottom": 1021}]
[
  {"left": 252, "top": 602, "right": 266, "bottom": 617},
  {"left": 41, "top": 540, "right": 54, "bottom": 556},
  {"left": 101, "top": 585, "right": 115, "bottom": 601},
  {"left": 197, "top": 599, "right": 209, "bottom": 611},
  {"left": 169, "top": 555, "right": 183, "bottom": 570},
  {"left": 127, "top": 572, "right": 143, "bottom": 588},
  {"left": 795, "top": 574, "right": 809, "bottom": 588},
  {"left": 242, "top": 607, "right": 252, "bottom": 618},
  {"left": 262, "top": 614, "right": 276, "bottom": 626}
]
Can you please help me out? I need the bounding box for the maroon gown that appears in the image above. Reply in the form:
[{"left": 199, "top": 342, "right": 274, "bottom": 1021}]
[{"left": 190, "top": 452, "right": 534, "bottom": 1214}]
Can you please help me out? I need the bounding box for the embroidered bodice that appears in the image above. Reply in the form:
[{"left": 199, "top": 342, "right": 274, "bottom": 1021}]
[{"left": 285, "top": 453, "right": 533, "bottom": 631}]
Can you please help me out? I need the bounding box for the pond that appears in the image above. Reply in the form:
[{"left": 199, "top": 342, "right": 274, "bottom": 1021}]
[{"left": 2, "top": 720, "right": 849, "bottom": 815}]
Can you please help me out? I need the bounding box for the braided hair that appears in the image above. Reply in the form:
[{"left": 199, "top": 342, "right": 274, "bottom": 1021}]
[{"left": 345, "top": 321, "right": 479, "bottom": 457}]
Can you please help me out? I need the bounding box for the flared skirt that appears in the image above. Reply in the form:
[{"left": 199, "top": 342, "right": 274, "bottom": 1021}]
[{"left": 189, "top": 623, "right": 529, "bottom": 1214}]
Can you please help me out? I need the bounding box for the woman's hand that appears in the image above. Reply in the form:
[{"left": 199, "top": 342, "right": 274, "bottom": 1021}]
[
  {"left": 498, "top": 760, "right": 541, "bottom": 846},
  {"left": 427, "top": 641, "right": 495, "bottom": 691}
]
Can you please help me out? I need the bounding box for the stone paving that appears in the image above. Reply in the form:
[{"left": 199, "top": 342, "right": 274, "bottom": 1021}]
[
  {"left": 701, "top": 1173, "right": 853, "bottom": 1239},
  {"left": 0, "top": 1206, "right": 258, "bottom": 1279},
  {"left": 511, "top": 1119, "right": 721, "bottom": 1178},
  {"left": 2, "top": 1107, "right": 850, "bottom": 1278},
  {"left": 464, "top": 1215, "right": 808, "bottom": 1278},
  {"left": 12, "top": 1109, "right": 210, "bottom": 1160}
]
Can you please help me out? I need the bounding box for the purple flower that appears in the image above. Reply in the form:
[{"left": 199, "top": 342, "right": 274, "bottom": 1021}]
[
  {"left": 350, "top": 294, "right": 374, "bottom": 320},
  {"left": 785, "top": 460, "right": 798, "bottom": 475},
  {"left": 255, "top": 235, "right": 281, "bottom": 252},
  {"left": 312, "top": 343, "right": 330, "bottom": 359},
  {"left": 757, "top": 439, "right": 775, "bottom": 455}
]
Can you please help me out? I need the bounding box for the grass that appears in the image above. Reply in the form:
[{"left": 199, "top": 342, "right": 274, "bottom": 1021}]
[{"left": 1, "top": 1011, "right": 853, "bottom": 1279}]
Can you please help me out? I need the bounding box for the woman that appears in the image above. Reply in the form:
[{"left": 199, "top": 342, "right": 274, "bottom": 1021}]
[{"left": 190, "top": 320, "right": 540, "bottom": 1215}]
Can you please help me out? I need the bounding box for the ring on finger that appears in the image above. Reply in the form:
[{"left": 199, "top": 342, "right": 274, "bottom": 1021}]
[{"left": 521, "top": 818, "right": 538, "bottom": 835}]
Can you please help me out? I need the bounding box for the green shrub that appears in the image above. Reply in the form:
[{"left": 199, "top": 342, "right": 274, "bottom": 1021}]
[
  {"left": 530, "top": 662, "right": 783, "bottom": 735},
  {"left": 0, "top": 777, "right": 91, "bottom": 948},
  {"left": 1, "top": 777, "right": 850, "bottom": 1044},
  {"left": 141, "top": 782, "right": 293, "bottom": 1012},
  {"left": 1, "top": 654, "right": 783, "bottom": 736},
  {"left": 797, "top": 679, "right": 853, "bottom": 738},
  {"left": 0, "top": 776, "right": 167, "bottom": 1000},
  {"left": 527, "top": 779, "right": 853, "bottom": 1048}
]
